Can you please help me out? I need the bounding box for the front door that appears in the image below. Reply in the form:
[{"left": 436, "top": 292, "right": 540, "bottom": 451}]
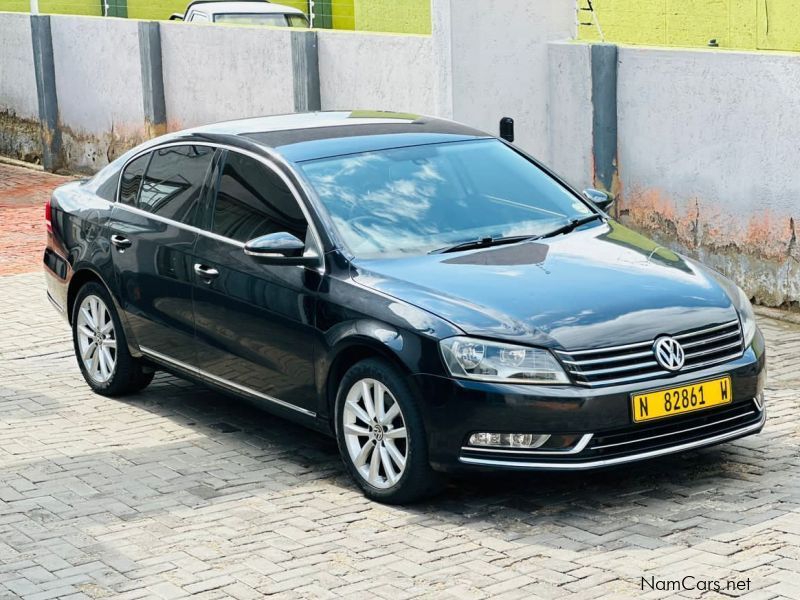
[
  {"left": 191, "top": 150, "right": 319, "bottom": 415},
  {"left": 108, "top": 144, "right": 216, "bottom": 364}
]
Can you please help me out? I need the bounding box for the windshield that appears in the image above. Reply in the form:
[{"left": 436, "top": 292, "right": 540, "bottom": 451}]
[
  {"left": 299, "top": 139, "right": 595, "bottom": 258},
  {"left": 214, "top": 13, "right": 308, "bottom": 27}
]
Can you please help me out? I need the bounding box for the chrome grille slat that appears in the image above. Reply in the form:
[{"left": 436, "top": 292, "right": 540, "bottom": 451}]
[
  {"left": 684, "top": 340, "right": 742, "bottom": 360},
  {"left": 681, "top": 328, "right": 740, "bottom": 348},
  {"left": 573, "top": 360, "right": 660, "bottom": 377},
  {"left": 558, "top": 319, "right": 744, "bottom": 387},
  {"left": 560, "top": 349, "right": 654, "bottom": 366}
]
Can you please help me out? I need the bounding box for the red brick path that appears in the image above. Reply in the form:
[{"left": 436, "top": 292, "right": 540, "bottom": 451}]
[{"left": 0, "top": 163, "right": 75, "bottom": 275}]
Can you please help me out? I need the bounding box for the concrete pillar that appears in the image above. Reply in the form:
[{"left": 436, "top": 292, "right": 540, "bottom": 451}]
[
  {"left": 590, "top": 43, "right": 618, "bottom": 194},
  {"left": 138, "top": 21, "right": 167, "bottom": 138},
  {"left": 291, "top": 31, "right": 320, "bottom": 112},
  {"left": 30, "top": 14, "right": 62, "bottom": 172}
]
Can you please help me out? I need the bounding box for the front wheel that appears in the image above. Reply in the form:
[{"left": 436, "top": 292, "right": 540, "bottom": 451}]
[
  {"left": 72, "top": 281, "right": 154, "bottom": 396},
  {"left": 335, "top": 358, "right": 444, "bottom": 504}
]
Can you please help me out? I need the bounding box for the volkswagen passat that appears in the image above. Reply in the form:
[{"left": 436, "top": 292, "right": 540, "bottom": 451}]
[{"left": 43, "top": 111, "right": 766, "bottom": 503}]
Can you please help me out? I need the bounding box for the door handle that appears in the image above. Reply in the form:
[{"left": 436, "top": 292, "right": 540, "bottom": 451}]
[
  {"left": 110, "top": 234, "right": 132, "bottom": 250},
  {"left": 194, "top": 263, "right": 219, "bottom": 281}
]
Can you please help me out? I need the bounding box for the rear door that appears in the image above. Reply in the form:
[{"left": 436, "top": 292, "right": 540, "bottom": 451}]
[
  {"left": 108, "top": 144, "right": 216, "bottom": 364},
  {"left": 191, "top": 150, "right": 320, "bottom": 415}
]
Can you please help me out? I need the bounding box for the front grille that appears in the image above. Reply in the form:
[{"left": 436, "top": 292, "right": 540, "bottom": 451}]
[
  {"left": 584, "top": 400, "right": 761, "bottom": 460},
  {"left": 554, "top": 319, "right": 744, "bottom": 387}
]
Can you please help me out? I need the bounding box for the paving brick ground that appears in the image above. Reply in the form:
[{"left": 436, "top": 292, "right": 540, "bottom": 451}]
[
  {"left": 1, "top": 165, "right": 799, "bottom": 599},
  {"left": 0, "top": 164, "right": 74, "bottom": 276}
]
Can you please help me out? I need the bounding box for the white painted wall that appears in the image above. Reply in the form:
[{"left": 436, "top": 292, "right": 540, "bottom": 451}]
[
  {"left": 50, "top": 16, "right": 145, "bottom": 169},
  {"left": 317, "top": 30, "right": 438, "bottom": 115},
  {"left": 160, "top": 21, "right": 297, "bottom": 130},
  {"left": 617, "top": 46, "right": 800, "bottom": 304},
  {"left": 546, "top": 41, "right": 593, "bottom": 190},
  {"left": 446, "top": 0, "right": 575, "bottom": 160},
  {"left": 0, "top": 13, "right": 38, "bottom": 120}
]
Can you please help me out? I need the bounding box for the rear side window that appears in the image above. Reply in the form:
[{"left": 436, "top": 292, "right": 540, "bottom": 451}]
[
  {"left": 138, "top": 145, "right": 215, "bottom": 224},
  {"left": 119, "top": 154, "right": 149, "bottom": 206},
  {"left": 211, "top": 152, "right": 307, "bottom": 243}
]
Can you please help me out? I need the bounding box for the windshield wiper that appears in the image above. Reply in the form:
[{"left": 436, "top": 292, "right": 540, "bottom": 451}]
[
  {"left": 429, "top": 214, "right": 605, "bottom": 255},
  {"left": 429, "top": 234, "right": 533, "bottom": 255},
  {"left": 532, "top": 213, "right": 604, "bottom": 240}
]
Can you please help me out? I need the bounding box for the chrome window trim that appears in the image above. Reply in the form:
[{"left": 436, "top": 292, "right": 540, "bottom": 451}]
[
  {"left": 114, "top": 140, "right": 326, "bottom": 271},
  {"left": 139, "top": 346, "right": 316, "bottom": 418},
  {"left": 459, "top": 409, "right": 765, "bottom": 470}
]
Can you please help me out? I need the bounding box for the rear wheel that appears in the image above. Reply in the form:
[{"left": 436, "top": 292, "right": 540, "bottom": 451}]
[
  {"left": 335, "top": 358, "right": 444, "bottom": 504},
  {"left": 72, "top": 282, "right": 154, "bottom": 396}
]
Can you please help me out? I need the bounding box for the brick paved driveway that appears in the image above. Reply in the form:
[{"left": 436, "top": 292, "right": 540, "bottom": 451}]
[
  {"left": 1, "top": 166, "right": 799, "bottom": 599},
  {"left": 0, "top": 164, "right": 74, "bottom": 276}
]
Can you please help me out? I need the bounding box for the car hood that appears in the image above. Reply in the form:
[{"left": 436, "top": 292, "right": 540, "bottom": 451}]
[{"left": 352, "top": 221, "right": 738, "bottom": 350}]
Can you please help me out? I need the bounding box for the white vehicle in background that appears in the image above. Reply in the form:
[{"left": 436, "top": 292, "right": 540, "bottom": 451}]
[{"left": 170, "top": 0, "right": 309, "bottom": 27}]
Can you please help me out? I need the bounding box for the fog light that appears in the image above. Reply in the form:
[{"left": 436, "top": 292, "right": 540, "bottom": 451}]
[
  {"left": 468, "top": 432, "right": 551, "bottom": 448},
  {"left": 754, "top": 392, "right": 764, "bottom": 411}
]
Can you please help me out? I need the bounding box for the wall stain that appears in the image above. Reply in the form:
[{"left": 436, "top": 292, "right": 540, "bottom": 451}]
[
  {"left": 0, "top": 111, "right": 43, "bottom": 164},
  {"left": 619, "top": 186, "right": 799, "bottom": 310}
]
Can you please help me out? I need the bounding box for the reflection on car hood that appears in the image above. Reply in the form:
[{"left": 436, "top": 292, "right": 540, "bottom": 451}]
[{"left": 352, "top": 221, "right": 738, "bottom": 349}]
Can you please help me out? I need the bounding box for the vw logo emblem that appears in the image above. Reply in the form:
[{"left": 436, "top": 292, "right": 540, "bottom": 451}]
[{"left": 653, "top": 336, "right": 685, "bottom": 371}]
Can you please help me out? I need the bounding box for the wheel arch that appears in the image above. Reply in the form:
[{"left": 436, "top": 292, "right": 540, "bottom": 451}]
[
  {"left": 323, "top": 335, "right": 416, "bottom": 429},
  {"left": 66, "top": 267, "right": 141, "bottom": 356}
]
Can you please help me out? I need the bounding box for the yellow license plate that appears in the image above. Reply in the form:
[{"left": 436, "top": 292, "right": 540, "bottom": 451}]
[{"left": 631, "top": 376, "right": 732, "bottom": 423}]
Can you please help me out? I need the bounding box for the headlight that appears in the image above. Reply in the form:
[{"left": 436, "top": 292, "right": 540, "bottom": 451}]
[
  {"left": 440, "top": 337, "right": 569, "bottom": 384},
  {"left": 735, "top": 286, "right": 757, "bottom": 345}
]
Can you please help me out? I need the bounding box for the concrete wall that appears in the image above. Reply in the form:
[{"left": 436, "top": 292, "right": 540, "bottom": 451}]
[
  {"left": 317, "top": 30, "right": 438, "bottom": 115},
  {"left": 50, "top": 16, "right": 146, "bottom": 171},
  {"left": 447, "top": 0, "right": 575, "bottom": 161},
  {"left": 159, "top": 22, "right": 299, "bottom": 131},
  {"left": 546, "top": 41, "right": 593, "bottom": 191},
  {"left": 0, "top": 12, "right": 40, "bottom": 162},
  {"left": 615, "top": 46, "right": 799, "bottom": 307}
]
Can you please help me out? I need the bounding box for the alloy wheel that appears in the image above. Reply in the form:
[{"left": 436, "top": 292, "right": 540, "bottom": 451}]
[
  {"left": 76, "top": 294, "right": 117, "bottom": 383},
  {"left": 342, "top": 378, "right": 408, "bottom": 489}
]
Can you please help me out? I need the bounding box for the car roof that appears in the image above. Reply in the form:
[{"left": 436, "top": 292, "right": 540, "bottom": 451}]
[
  {"left": 188, "top": 111, "right": 492, "bottom": 162},
  {"left": 187, "top": 1, "right": 305, "bottom": 16}
]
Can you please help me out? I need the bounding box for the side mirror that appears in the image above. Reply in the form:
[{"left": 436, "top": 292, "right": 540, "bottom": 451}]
[
  {"left": 244, "top": 232, "right": 320, "bottom": 267},
  {"left": 169, "top": 13, "right": 184, "bottom": 20},
  {"left": 499, "top": 117, "right": 514, "bottom": 142},
  {"left": 583, "top": 188, "right": 614, "bottom": 212}
]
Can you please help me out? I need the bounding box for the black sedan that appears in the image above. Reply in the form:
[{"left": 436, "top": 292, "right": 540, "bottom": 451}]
[{"left": 43, "top": 111, "right": 766, "bottom": 503}]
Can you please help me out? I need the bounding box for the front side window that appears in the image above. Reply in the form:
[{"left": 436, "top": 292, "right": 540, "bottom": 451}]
[
  {"left": 298, "top": 139, "right": 594, "bottom": 258},
  {"left": 138, "top": 145, "right": 215, "bottom": 224},
  {"left": 119, "top": 153, "right": 149, "bottom": 206},
  {"left": 188, "top": 11, "right": 209, "bottom": 22},
  {"left": 211, "top": 152, "right": 308, "bottom": 243}
]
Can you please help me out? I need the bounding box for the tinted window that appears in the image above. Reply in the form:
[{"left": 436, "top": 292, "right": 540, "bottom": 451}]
[
  {"left": 139, "top": 145, "right": 214, "bottom": 224},
  {"left": 299, "top": 139, "right": 593, "bottom": 258},
  {"left": 211, "top": 153, "right": 307, "bottom": 243},
  {"left": 119, "top": 154, "right": 149, "bottom": 206}
]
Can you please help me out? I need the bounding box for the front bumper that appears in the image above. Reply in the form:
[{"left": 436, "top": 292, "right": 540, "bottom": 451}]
[{"left": 414, "top": 330, "right": 766, "bottom": 472}]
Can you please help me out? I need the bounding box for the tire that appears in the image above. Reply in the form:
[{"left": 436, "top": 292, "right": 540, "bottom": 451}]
[
  {"left": 335, "top": 358, "right": 444, "bottom": 504},
  {"left": 71, "top": 281, "right": 154, "bottom": 396}
]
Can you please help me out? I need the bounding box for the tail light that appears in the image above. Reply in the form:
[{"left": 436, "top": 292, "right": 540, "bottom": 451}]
[{"left": 45, "top": 199, "right": 53, "bottom": 233}]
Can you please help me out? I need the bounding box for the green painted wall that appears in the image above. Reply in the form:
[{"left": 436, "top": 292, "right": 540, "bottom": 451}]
[
  {"left": 0, "top": 0, "right": 101, "bottom": 15},
  {"left": 579, "top": 0, "right": 800, "bottom": 52},
  {"left": 0, "top": 0, "right": 432, "bottom": 33},
  {"left": 354, "top": 0, "right": 430, "bottom": 34},
  {"left": 332, "top": 0, "right": 354, "bottom": 30}
]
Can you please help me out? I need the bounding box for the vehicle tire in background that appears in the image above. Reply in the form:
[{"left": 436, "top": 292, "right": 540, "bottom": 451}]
[
  {"left": 335, "top": 358, "right": 444, "bottom": 504},
  {"left": 71, "top": 281, "right": 154, "bottom": 396}
]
